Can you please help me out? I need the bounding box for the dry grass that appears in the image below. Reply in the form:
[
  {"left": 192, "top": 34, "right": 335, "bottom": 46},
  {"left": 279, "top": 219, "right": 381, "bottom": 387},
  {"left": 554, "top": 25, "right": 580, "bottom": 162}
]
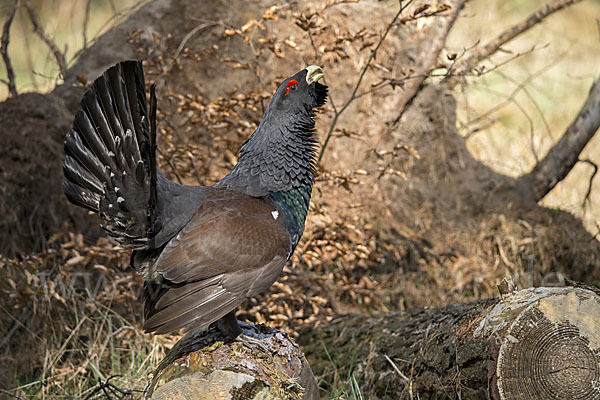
[
  {"left": 0, "top": 233, "right": 170, "bottom": 397},
  {"left": 1, "top": 0, "right": 599, "bottom": 398}
]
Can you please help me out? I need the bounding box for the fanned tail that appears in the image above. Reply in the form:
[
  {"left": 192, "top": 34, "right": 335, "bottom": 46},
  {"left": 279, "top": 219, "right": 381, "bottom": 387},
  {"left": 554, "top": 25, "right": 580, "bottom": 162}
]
[{"left": 63, "top": 60, "right": 158, "bottom": 249}]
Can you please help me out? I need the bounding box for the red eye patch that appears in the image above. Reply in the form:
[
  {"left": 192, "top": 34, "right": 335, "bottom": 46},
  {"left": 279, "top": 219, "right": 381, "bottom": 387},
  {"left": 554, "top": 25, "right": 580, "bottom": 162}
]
[{"left": 285, "top": 80, "right": 299, "bottom": 96}]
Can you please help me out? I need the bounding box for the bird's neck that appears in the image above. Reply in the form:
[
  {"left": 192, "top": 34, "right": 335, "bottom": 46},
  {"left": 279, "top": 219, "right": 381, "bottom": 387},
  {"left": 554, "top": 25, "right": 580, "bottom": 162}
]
[
  {"left": 267, "top": 185, "right": 313, "bottom": 250},
  {"left": 216, "top": 119, "right": 318, "bottom": 197}
]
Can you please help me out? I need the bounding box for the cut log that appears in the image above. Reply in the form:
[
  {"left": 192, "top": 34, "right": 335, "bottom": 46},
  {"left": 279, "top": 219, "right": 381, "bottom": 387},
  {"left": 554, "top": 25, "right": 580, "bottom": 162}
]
[
  {"left": 147, "top": 323, "right": 318, "bottom": 400},
  {"left": 299, "top": 285, "right": 600, "bottom": 400}
]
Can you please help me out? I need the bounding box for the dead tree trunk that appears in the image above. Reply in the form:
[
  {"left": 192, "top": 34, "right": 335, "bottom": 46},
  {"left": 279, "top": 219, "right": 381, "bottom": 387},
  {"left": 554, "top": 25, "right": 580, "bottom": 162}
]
[
  {"left": 299, "top": 285, "right": 600, "bottom": 400},
  {"left": 519, "top": 78, "right": 600, "bottom": 201},
  {"left": 146, "top": 324, "right": 318, "bottom": 400}
]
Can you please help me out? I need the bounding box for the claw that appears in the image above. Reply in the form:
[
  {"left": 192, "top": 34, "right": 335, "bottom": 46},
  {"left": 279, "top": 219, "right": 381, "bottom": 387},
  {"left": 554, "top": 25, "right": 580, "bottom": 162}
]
[{"left": 235, "top": 334, "right": 274, "bottom": 355}]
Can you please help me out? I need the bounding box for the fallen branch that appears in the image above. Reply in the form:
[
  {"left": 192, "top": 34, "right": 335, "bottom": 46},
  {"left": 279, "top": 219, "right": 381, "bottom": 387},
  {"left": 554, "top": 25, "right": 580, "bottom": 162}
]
[
  {"left": 518, "top": 78, "right": 600, "bottom": 201},
  {"left": 301, "top": 285, "right": 600, "bottom": 399},
  {"left": 1, "top": 0, "right": 19, "bottom": 97},
  {"left": 446, "top": 0, "right": 581, "bottom": 85}
]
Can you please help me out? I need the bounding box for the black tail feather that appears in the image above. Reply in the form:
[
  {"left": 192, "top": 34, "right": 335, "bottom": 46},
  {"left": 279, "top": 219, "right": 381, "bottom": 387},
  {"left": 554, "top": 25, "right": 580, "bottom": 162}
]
[
  {"left": 63, "top": 60, "right": 158, "bottom": 249},
  {"left": 63, "top": 180, "right": 101, "bottom": 212},
  {"left": 148, "top": 84, "right": 158, "bottom": 221},
  {"left": 63, "top": 155, "right": 103, "bottom": 194}
]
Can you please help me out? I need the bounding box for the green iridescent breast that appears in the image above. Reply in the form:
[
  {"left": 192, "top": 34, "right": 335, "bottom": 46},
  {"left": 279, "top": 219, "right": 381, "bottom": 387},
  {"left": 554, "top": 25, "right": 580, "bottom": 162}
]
[{"left": 267, "top": 185, "right": 312, "bottom": 251}]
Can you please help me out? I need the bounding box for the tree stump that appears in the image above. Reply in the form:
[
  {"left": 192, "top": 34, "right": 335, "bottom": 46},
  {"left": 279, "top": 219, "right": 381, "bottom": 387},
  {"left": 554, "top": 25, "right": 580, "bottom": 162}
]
[
  {"left": 300, "top": 285, "right": 600, "bottom": 399},
  {"left": 146, "top": 323, "right": 318, "bottom": 399},
  {"left": 489, "top": 286, "right": 600, "bottom": 400}
]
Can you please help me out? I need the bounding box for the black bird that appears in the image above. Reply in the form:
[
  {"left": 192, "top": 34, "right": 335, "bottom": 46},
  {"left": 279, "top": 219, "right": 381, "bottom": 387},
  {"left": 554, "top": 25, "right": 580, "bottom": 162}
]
[{"left": 63, "top": 60, "right": 327, "bottom": 338}]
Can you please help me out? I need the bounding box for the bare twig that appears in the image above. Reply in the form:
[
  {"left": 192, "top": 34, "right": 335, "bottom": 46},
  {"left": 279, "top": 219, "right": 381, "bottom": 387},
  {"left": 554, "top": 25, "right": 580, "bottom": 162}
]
[
  {"left": 448, "top": 0, "right": 581, "bottom": 83},
  {"left": 579, "top": 159, "right": 598, "bottom": 208},
  {"left": 396, "top": 3, "right": 455, "bottom": 24},
  {"left": 463, "top": 117, "right": 498, "bottom": 139},
  {"left": 173, "top": 22, "right": 220, "bottom": 61},
  {"left": 473, "top": 83, "right": 540, "bottom": 161},
  {"left": 307, "top": 27, "right": 321, "bottom": 64},
  {"left": 72, "top": 0, "right": 146, "bottom": 62},
  {"left": 1, "top": 0, "right": 19, "bottom": 97},
  {"left": 319, "top": 0, "right": 414, "bottom": 162},
  {"left": 83, "top": 375, "right": 144, "bottom": 400},
  {"left": 157, "top": 147, "right": 185, "bottom": 185},
  {"left": 24, "top": 0, "right": 67, "bottom": 78},
  {"left": 461, "top": 50, "right": 566, "bottom": 142},
  {"left": 519, "top": 78, "right": 600, "bottom": 201},
  {"left": 0, "top": 389, "right": 26, "bottom": 400},
  {"left": 83, "top": 0, "right": 92, "bottom": 49},
  {"left": 511, "top": 97, "right": 539, "bottom": 162},
  {"left": 391, "top": 0, "right": 465, "bottom": 126},
  {"left": 20, "top": 7, "right": 38, "bottom": 91},
  {"left": 457, "top": 43, "right": 547, "bottom": 78},
  {"left": 384, "top": 354, "right": 410, "bottom": 382},
  {"left": 366, "top": 50, "right": 541, "bottom": 102},
  {"left": 494, "top": 66, "right": 560, "bottom": 140},
  {"left": 164, "top": 115, "right": 205, "bottom": 185}
]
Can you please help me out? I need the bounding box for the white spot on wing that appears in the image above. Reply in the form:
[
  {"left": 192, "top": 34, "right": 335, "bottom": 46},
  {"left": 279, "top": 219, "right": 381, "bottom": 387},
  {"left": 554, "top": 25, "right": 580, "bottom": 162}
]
[{"left": 271, "top": 210, "right": 279, "bottom": 220}]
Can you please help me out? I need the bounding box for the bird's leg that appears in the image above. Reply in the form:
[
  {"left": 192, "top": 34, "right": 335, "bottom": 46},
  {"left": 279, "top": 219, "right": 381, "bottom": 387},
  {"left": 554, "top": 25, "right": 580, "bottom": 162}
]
[
  {"left": 217, "top": 311, "right": 274, "bottom": 354},
  {"left": 216, "top": 310, "right": 242, "bottom": 339}
]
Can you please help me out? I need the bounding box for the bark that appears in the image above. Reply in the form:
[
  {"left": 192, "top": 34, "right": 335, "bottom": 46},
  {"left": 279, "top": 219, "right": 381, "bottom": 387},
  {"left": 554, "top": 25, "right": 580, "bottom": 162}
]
[
  {"left": 299, "top": 285, "right": 600, "bottom": 400},
  {"left": 146, "top": 324, "right": 318, "bottom": 400},
  {"left": 519, "top": 78, "right": 600, "bottom": 201}
]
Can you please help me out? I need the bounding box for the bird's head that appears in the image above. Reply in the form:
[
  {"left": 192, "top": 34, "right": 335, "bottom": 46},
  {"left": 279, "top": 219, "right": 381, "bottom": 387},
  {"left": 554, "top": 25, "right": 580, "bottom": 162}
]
[
  {"left": 267, "top": 65, "right": 328, "bottom": 115},
  {"left": 218, "top": 66, "right": 328, "bottom": 196}
]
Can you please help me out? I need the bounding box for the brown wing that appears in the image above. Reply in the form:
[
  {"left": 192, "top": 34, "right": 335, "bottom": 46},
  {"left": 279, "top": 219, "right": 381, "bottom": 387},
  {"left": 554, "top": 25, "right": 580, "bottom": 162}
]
[{"left": 142, "top": 193, "right": 291, "bottom": 334}]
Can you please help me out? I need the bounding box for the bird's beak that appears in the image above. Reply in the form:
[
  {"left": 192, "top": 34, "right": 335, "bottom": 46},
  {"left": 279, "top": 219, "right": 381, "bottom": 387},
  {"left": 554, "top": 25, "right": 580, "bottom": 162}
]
[{"left": 305, "top": 65, "right": 324, "bottom": 85}]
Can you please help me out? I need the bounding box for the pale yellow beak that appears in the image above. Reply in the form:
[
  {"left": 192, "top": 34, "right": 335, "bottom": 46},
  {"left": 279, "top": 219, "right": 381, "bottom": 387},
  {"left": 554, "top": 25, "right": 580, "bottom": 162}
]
[{"left": 305, "top": 65, "right": 324, "bottom": 85}]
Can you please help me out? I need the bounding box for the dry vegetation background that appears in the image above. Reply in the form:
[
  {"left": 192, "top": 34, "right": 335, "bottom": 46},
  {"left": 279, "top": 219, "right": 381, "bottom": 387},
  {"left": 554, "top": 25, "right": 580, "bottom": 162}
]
[
  {"left": 448, "top": 0, "right": 600, "bottom": 231},
  {"left": 1, "top": 0, "right": 599, "bottom": 398},
  {"left": 4, "top": 0, "right": 599, "bottom": 228}
]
